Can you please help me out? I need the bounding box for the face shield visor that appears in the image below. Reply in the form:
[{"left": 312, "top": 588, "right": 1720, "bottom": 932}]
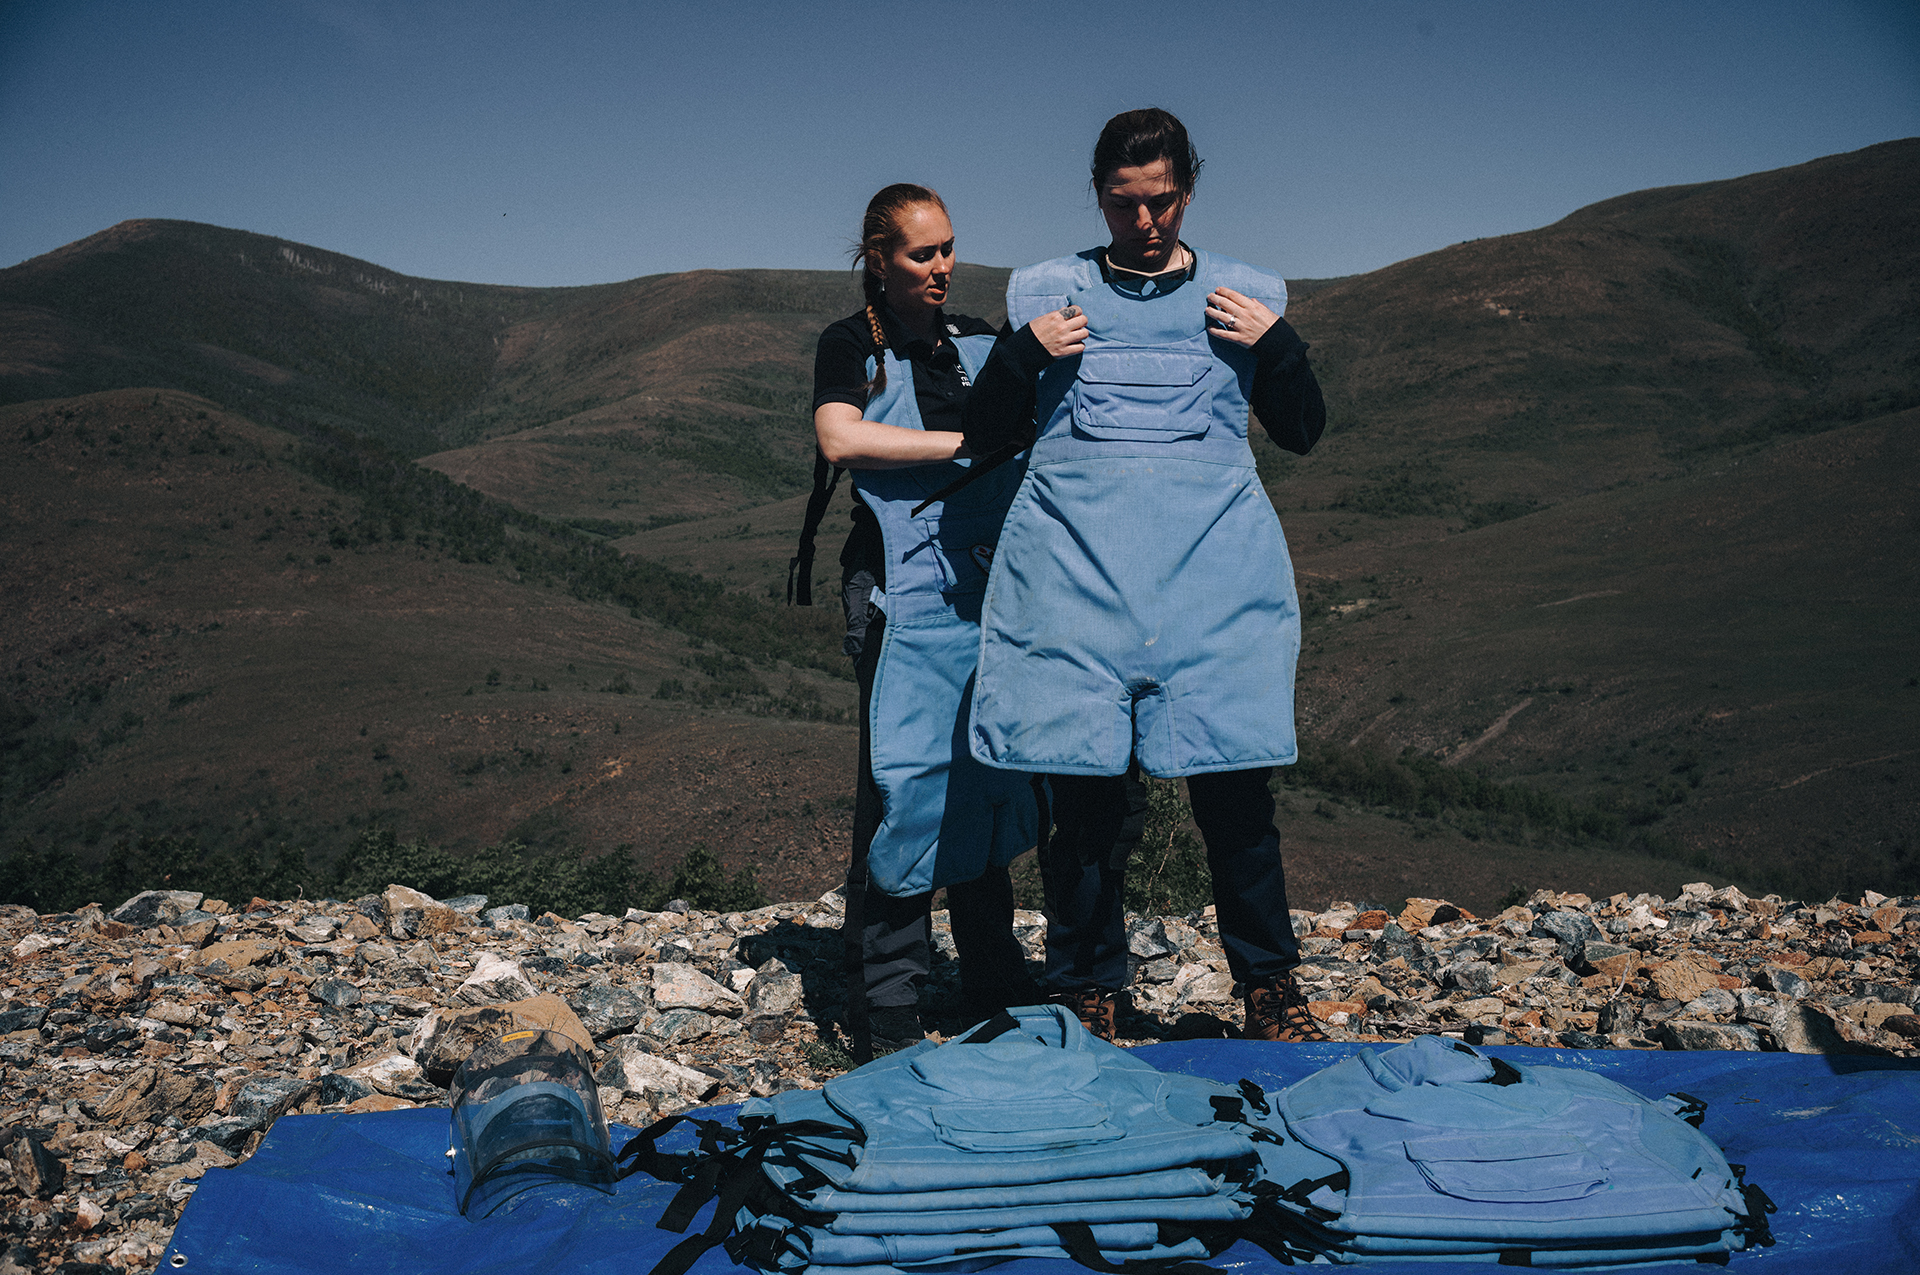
[{"left": 448, "top": 1028, "right": 615, "bottom": 1217}]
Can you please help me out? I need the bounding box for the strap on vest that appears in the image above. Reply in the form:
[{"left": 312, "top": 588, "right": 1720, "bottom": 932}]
[
  {"left": 960, "top": 1009, "right": 1024, "bottom": 1043},
  {"left": 612, "top": 1110, "right": 744, "bottom": 1188},
  {"left": 629, "top": 1116, "right": 864, "bottom": 1275},
  {"left": 1662, "top": 1090, "right": 1709, "bottom": 1128},
  {"left": 907, "top": 439, "right": 1025, "bottom": 516},
  {"left": 1049, "top": 1222, "right": 1225, "bottom": 1275},
  {"left": 1726, "top": 1164, "right": 1777, "bottom": 1249},
  {"left": 1486, "top": 1057, "right": 1524, "bottom": 1087},
  {"left": 1238, "top": 1194, "right": 1326, "bottom": 1266},
  {"left": 1252, "top": 1169, "right": 1349, "bottom": 1224},
  {"left": 788, "top": 447, "right": 845, "bottom": 606}
]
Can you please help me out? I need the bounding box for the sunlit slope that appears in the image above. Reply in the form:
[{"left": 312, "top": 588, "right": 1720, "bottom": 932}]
[
  {"left": 1276, "top": 138, "right": 1918, "bottom": 519},
  {"left": 0, "top": 390, "right": 857, "bottom": 901}
]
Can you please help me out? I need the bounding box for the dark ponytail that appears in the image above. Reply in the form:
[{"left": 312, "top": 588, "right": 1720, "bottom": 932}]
[{"left": 852, "top": 182, "right": 948, "bottom": 400}]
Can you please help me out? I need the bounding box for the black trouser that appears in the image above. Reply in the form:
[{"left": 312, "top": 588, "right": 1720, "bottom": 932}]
[
  {"left": 1039, "top": 766, "right": 1301, "bottom": 992},
  {"left": 842, "top": 604, "right": 1034, "bottom": 1014}
]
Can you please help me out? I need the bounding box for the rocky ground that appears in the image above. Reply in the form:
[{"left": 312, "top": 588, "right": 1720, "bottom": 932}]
[{"left": 2, "top": 882, "right": 1916, "bottom": 1273}]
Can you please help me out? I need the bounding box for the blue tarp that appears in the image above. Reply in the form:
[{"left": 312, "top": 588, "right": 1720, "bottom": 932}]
[{"left": 165, "top": 1042, "right": 1920, "bottom": 1273}]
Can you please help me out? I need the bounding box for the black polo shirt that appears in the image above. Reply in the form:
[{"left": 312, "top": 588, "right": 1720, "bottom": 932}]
[{"left": 811, "top": 305, "right": 998, "bottom": 586}]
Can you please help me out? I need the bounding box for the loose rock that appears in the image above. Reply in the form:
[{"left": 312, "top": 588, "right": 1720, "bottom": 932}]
[{"left": 0, "top": 878, "right": 1911, "bottom": 1274}]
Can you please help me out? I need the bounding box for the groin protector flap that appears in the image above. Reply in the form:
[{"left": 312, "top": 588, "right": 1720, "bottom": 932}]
[{"left": 1403, "top": 1132, "right": 1609, "bottom": 1203}]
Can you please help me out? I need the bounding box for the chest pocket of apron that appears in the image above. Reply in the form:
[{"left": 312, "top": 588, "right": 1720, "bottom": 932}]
[
  {"left": 1403, "top": 1133, "right": 1610, "bottom": 1203},
  {"left": 1072, "top": 348, "right": 1213, "bottom": 442},
  {"left": 911, "top": 510, "right": 1005, "bottom": 596},
  {"left": 930, "top": 1098, "right": 1122, "bottom": 1152}
]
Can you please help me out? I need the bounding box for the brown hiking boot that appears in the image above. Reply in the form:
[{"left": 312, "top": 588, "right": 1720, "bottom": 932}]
[
  {"left": 1050, "top": 987, "right": 1122, "bottom": 1042},
  {"left": 1242, "top": 974, "right": 1330, "bottom": 1043}
]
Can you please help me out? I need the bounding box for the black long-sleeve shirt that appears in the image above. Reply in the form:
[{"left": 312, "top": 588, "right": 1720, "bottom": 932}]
[{"left": 961, "top": 249, "right": 1326, "bottom": 457}]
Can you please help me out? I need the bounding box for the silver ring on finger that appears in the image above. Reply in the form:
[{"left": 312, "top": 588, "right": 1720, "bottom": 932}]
[{"left": 1221, "top": 315, "right": 1236, "bottom": 330}]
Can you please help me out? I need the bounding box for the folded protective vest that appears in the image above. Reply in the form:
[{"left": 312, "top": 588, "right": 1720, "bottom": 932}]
[
  {"left": 631, "top": 1005, "right": 1263, "bottom": 1275},
  {"left": 629, "top": 1025, "right": 1771, "bottom": 1275},
  {"left": 1244, "top": 1034, "right": 1775, "bottom": 1265},
  {"left": 971, "top": 249, "right": 1301, "bottom": 778},
  {"left": 853, "top": 337, "right": 1038, "bottom": 895}
]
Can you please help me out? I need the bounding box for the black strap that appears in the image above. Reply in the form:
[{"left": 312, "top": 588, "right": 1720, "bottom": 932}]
[
  {"left": 788, "top": 448, "right": 844, "bottom": 605},
  {"left": 1736, "top": 1180, "right": 1778, "bottom": 1248},
  {"left": 1486, "top": 1057, "right": 1524, "bottom": 1087},
  {"left": 646, "top": 1146, "right": 765, "bottom": 1275},
  {"left": 907, "top": 439, "right": 1024, "bottom": 516},
  {"left": 1666, "top": 1091, "right": 1709, "bottom": 1128},
  {"left": 1050, "top": 1222, "right": 1223, "bottom": 1275},
  {"left": 1242, "top": 1188, "right": 1337, "bottom": 1266},
  {"left": 612, "top": 1111, "right": 744, "bottom": 1188},
  {"left": 1031, "top": 773, "right": 1053, "bottom": 863},
  {"left": 961, "top": 1010, "right": 1023, "bottom": 1043},
  {"left": 1264, "top": 1169, "right": 1348, "bottom": 1223},
  {"left": 630, "top": 1117, "right": 865, "bottom": 1275},
  {"left": 1237, "top": 1078, "right": 1270, "bottom": 1116},
  {"left": 1209, "top": 1090, "right": 1283, "bottom": 1144}
]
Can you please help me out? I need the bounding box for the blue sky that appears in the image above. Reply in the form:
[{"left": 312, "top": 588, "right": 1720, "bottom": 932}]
[{"left": 2, "top": 1, "right": 1915, "bottom": 286}]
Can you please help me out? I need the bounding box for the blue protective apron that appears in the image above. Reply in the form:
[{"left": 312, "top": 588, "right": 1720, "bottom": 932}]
[
  {"left": 854, "top": 335, "right": 1038, "bottom": 895},
  {"left": 1245, "top": 1035, "right": 1767, "bottom": 1263},
  {"left": 971, "top": 249, "right": 1301, "bottom": 778},
  {"left": 728, "top": 1005, "right": 1260, "bottom": 1272}
]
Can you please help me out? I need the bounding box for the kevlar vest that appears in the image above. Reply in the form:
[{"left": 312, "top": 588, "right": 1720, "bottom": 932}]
[
  {"left": 971, "top": 249, "right": 1301, "bottom": 778},
  {"left": 1244, "top": 1034, "right": 1773, "bottom": 1264},
  {"left": 854, "top": 335, "right": 1038, "bottom": 895}
]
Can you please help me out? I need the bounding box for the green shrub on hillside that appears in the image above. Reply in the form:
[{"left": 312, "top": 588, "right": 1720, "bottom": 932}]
[
  {"left": 1125, "top": 778, "right": 1213, "bottom": 917},
  {"left": 0, "top": 834, "right": 313, "bottom": 915},
  {"left": 0, "top": 829, "right": 764, "bottom": 918},
  {"left": 1009, "top": 777, "right": 1214, "bottom": 918},
  {"left": 1283, "top": 740, "right": 1623, "bottom": 845},
  {"left": 288, "top": 427, "right": 844, "bottom": 675},
  {"left": 330, "top": 830, "right": 764, "bottom": 916}
]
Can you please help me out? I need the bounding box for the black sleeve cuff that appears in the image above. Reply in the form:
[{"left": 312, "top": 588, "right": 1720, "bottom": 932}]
[
  {"left": 1001, "top": 324, "right": 1055, "bottom": 381},
  {"left": 812, "top": 389, "right": 866, "bottom": 412},
  {"left": 1251, "top": 315, "right": 1309, "bottom": 371},
  {"left": 960, "top": 324, "right": 1051, "bottom": 454}
]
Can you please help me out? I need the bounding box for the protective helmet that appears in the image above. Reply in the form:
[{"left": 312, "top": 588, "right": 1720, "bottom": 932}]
[{"left": 449, "top": 1028, "right": 615, "bottom": 1217}]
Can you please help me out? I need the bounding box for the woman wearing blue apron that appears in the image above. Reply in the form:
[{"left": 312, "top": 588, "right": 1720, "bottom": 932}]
[
  {"left": 962, "top": 110, "right": 1330, "bottom": 1042},
  {"left": 797, "top": 185, "right": 1071, "bottom": 1058}
]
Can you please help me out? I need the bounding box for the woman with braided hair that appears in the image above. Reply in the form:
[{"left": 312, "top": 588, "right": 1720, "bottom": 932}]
[{"left": 799, "top": 184, "right": 1083, "bottom": 1057}]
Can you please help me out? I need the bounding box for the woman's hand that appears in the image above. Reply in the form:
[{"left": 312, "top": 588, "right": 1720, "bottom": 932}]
[
  {"left": 1027, "top": 304, "right": 1089, "bottom": 358},
  {"left": 1204, "top": 287, "right": 1278, "bottom": 348}
]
